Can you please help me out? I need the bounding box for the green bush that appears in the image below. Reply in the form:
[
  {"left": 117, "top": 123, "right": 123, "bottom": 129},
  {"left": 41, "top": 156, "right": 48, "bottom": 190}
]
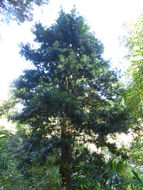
[{"left": 0, "top": 125, "right": 65, "bottom": 190}]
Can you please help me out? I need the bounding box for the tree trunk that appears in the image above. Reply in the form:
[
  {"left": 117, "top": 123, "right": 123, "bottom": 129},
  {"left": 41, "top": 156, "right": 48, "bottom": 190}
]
[{"left": 60, "top": 118, "right": 73, "bottom": 190}]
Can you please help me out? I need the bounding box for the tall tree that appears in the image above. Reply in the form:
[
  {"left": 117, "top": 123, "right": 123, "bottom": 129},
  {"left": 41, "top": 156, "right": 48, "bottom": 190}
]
[
  {"left": 0, "top": 0, "right": 49, "bottom": 22},
  {"left": 12, "top": 9, "right": 129, "bottom": 189}
]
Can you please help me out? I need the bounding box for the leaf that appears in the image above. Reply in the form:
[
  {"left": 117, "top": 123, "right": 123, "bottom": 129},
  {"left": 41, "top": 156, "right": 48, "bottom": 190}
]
[{"left": 132, "top": 169, "right": 142, "bottom": 183}]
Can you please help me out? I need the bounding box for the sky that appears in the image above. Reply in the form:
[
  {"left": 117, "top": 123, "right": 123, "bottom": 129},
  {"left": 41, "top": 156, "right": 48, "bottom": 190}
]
[{"left": 0, "top": 0, "right": 143, "bottom": 100}]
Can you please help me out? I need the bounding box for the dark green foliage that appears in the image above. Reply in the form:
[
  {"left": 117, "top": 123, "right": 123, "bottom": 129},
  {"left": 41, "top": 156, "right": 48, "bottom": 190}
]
[
  {"left": 14, "top": 9, "right": 128, "bottom": 133},
  {"left": 9, "top": 9, "right": 131, "bottom": 189},
  {"left": 71, "top": 146, "right": 105, "bottom": 189}
]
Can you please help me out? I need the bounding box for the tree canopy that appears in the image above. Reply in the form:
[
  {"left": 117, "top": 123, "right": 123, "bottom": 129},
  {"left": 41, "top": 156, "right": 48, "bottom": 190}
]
[
  {"left": 124, "top": 15, "right": 143, "bottom": 120},
  {"left": 10, "top": 9, "right": 130, "bottom": 189},
  {"left": 0, "top": 0, "right": 49, "bottom": 22}
]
